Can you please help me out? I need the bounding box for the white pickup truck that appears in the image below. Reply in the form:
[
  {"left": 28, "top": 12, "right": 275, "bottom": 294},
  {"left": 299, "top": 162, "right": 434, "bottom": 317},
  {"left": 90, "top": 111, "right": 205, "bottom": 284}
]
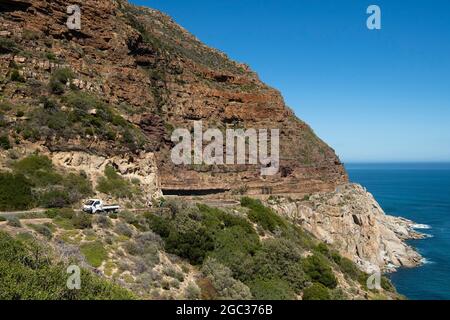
[{"left": 82, "top": 199, "right": 120, "bottom": 214}]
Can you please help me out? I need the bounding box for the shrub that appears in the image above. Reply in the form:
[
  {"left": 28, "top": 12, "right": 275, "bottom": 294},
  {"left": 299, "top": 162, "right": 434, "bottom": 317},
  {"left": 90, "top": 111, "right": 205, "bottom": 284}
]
[
  {"left": 49, "top": 68, "right": 74, "bottom": 94},
  {"left": 80, "top": 241, "right": 107, "bottom": 268},
  {"left": 185, "top": 282, "right": 201, "bottom": 300},
  {"left": 302, "top": 255, "right": 337, "bottom": 289},
  {"left": 0, "top": 38, "right": 17, "bottom": 54},
  {"left": 302, "top": 283, "right": 331, "bottom": 300},
  {"left": 109, "top": 213, "right": 118, "bottom": 219},
  {"left": 0, "top": 172, "right": 34, "bottom": 211},
  {"left": 56, "top": 208, "right": 75, "bottom": 220},
  {"left": 39, "top": 189, "right": 70, "bottom": 208},
  {"left": 13, "top": 154, "right": 58, "bottom": 184},
  {"left": 97, "top": 166, "right": 137, "bottom": 199},
  {"left": 0, "top": 231, "right": 134, "bottom": 299},
  {"left": 251, "top": 239, "right": 307, "bottom": 293},
  {"left": 115, "top": 222, "right": 133, "bottom": 238},
  {"left": 94, "top": 215, "right": 112, "bottom": 229},
  {"left": 0, "top": 135, "right": 11, "bottom": 150},
  {"left": 240, "top": 197, "right": 285, "bottom": 232},
  {"left": 124, "top": 241, "right": 143, "bottom": 256},
  {"left": 10, "top": 69, "right": 25, "bottom": 82},
  {"left": 381, "top": 276, "right": 396, "bottom": 293},
  {"left": 72, "top": 212, "right": 92, "bottom": 229},
  {"left": 249, "top": 278, "right": 296, "bottom": 300},
  {"left": 0, "top": 216, "right": 6, "bottom": 222},
  {"left": 165, "top": 222, "right": 214, "bottom": 265},
  {"left": 7, "top": 217, "right": 22, "bottom": 228},
  {"left": 44, "top": 209, "right": 59, "bottom": 219},
  {"left": 201, "top": 257, "right": 252, "bottom": 300},
  {"left": 30, "top": 224, "right": 53, "bottom": 239}
]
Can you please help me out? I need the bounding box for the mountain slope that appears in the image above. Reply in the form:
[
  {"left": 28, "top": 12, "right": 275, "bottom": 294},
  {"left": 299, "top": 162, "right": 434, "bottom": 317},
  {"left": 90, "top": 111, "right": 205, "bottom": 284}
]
[{"left": 0, "top": 0, "right": 346, "bottom": 198}]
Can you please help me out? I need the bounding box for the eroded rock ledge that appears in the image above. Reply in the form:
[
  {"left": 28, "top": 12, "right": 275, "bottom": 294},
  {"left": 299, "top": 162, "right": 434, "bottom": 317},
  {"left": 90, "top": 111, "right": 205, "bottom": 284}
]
[{"left": 270, "top": 183, "right": 425, "bottom": 273}]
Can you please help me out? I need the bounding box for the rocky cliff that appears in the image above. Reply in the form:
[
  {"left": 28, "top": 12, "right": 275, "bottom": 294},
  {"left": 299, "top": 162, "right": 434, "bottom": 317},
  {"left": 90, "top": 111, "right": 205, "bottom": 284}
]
[
  {"left": 270, "top": 184, "right": 424, "bottom": 273},
  {"left": 1, "top": 0, "right": 422, "bottom": 270},
  {"left": 0, "top": 0, "right": 347, "bottom": 198}
]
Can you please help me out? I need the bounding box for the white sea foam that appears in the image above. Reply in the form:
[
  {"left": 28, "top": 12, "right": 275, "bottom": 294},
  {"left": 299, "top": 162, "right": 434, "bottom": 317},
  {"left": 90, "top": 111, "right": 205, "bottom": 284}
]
[
  {"left": 421, "top": 258, "right": 434, "bottom": 265},
  {"left": 412, "top": 224, "right": 432, "bottom": 230}
]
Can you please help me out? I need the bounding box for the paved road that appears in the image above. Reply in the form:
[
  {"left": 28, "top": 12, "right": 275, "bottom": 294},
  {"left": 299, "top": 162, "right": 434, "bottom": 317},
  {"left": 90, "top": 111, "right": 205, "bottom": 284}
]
[{"left": 0, "top": 209, "right": 48, "bottom": 217}]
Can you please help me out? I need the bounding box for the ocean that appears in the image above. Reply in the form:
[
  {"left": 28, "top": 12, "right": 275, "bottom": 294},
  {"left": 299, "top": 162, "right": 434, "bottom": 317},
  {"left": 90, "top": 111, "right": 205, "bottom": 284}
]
[{"left": 346, "top": 163, "right": 450, "bottom": 300}]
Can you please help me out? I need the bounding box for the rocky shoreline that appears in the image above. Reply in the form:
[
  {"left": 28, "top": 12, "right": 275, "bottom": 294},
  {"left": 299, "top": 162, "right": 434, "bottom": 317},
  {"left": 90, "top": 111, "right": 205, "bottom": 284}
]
[{"left": 270, "top": 183, "right": 426, "bottom": 274}]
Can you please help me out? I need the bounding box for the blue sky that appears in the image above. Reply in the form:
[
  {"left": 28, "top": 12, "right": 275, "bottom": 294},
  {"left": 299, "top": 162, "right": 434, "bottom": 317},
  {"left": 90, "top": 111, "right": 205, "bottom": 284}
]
[{"left": 131, "top": 0, "right": 450, "bottom": 162}]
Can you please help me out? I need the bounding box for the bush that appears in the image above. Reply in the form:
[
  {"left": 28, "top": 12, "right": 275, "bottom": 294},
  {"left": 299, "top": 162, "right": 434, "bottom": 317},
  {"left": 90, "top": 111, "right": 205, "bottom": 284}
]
[
  {"left": 39, "top": 189, "right": 70, "bottom": 208},
  {"left": 0, "top": 135, "right": 11, "bottom": 150},
  {"left": 240, "top": 197, "right": 285, "bottom": 232},
  {"left": 0, "top": 216, "right": 6, "bottom": 222},
  {"left": 44, "top": 209, "right": 59, "bottom": 219},
  {"left": 201, "top": 257, "right": 252, "bottom": 300},
  {"left": 94, "top": 215, "right": 112, "bottom": 229},
  {"left": 249, "top": 278, "right": 296, "bottom": 300},
  {"left": 302, "top": 255, "right": 337, "bottom": 289},
  {"left": 0, "top": 38, "right": 17, "bottom": 54},
  {"left": 72, "top": 212, "right": 92, "bottom": 229},
  {"left": 0, "top": 231, "right": 134, "bottom": 299},
  {"left": 251, "top": 239, "right": 307, "bottom": 293},
  {"left": 302, "top": 283, "right": 331, "bottom": 300},
  {"left": 185, "top": 282, "right": 201, "bottom": 300},
  {"left": 12, "top": 155, "right": 92, "bottom": 208},
  {"left": 0, "top": 172, "right": 34, "bottom": 211},
  {"left": 115, "top": 222, "right": 133, "bottom": 238},
  {"left": 30, "top": 224, "right": 53, "bottom": 239},
  {"left": 97, "top": 166, "right": 137, "bottom": 199},
  {"left": 165, "top": 222, "right": 214, "bottom": 265},
  {"left": 7, "top": 217, "right": 22, "bottom": 228},
  {"left": 10, "top": 69, "right": 25, "bottom": 82},
  {"left": 49, "top": 68, "right": 74, "bottom": 94},
  {"left": 80, "top": 241, "right": 107, "bottom": 268}
]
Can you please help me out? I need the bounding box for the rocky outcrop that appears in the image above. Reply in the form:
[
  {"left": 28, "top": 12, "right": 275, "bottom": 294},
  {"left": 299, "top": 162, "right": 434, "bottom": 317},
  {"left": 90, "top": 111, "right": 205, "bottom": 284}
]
[
  {"left": 270, "top": 184, "right": 424, "bottom": 273},
  {"left": 0, "top": 0, "right": 347, "bottom": 198}
]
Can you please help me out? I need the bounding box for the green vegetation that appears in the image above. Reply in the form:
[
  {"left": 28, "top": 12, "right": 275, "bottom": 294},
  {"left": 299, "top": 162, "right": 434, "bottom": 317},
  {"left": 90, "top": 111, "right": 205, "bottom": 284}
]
[
  {"left": 0, "top": 231, "right": 134, "bottom": 299},
  {"left": 29, "top": 224, "right": 53, "bottom": 239},
  {"left": 97, "top": 165, "right": 141, "bottom": 199},
  {"left": 0, "top": 135, "right": 11, "bottom": 150},
  {"left": 49, "top": 68, "right": 74, "bottom": 94},
  {"left": 302, "top": 283, "right": 331, "bottom": 300},
  {"left": 17, "top": 91, "right": 147, "bottom": 152},
  {"left": 240, "top": 197, "right": 286, "bottom": 232},
  {"left": 10, "top": 69, "right": 25, "bottom": 83},
  {"left": 0, "top": 154, "right": 93, "bottom": 210},
  {"left": 249, "top": 278, "right": 296, "bottom": 300},
  {"left": 49, "top": 209, "right": 92, "bottom": 231},
  {"left": 302, "top": 254, "right": 337, "bottom": 289},
  {"left": 145, "top": 199, "right": 362, "bottom": 300},
  {"left": 0, "top": 172, "right": 33, "bottom": 211},
  {"left": 0, "top": 37, "right": 18, "bottom": 54},
  {"left": 201, "top": 257, "right": 252, "bottom": 300},
  {"left": 7, "top": 217, "right": 22, "bottom": 228},
  {"left": 80, "top": 241, "right": 108, "bottom": 268}
]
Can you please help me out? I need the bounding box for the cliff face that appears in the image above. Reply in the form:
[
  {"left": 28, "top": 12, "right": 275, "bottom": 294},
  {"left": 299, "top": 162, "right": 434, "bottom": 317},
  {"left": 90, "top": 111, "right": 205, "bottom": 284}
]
[
  {"left": 271, "top": 184, "right": 424, "bottom": 273},
  {"left": 0, "top": 0, "right": 347, "bottom": 197}
]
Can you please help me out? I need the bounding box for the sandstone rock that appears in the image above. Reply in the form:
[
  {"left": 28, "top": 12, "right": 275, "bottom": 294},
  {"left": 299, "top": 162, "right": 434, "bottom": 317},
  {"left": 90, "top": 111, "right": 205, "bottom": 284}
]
[{"left": 271, "top": 183, "right": 424, "bottom": 273}]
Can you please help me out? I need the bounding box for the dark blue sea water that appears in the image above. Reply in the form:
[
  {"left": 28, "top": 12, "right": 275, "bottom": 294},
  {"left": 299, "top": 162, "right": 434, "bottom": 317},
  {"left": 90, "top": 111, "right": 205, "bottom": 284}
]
[{"left": 346, "top": 163, "right": 450, "bottom": 300}]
